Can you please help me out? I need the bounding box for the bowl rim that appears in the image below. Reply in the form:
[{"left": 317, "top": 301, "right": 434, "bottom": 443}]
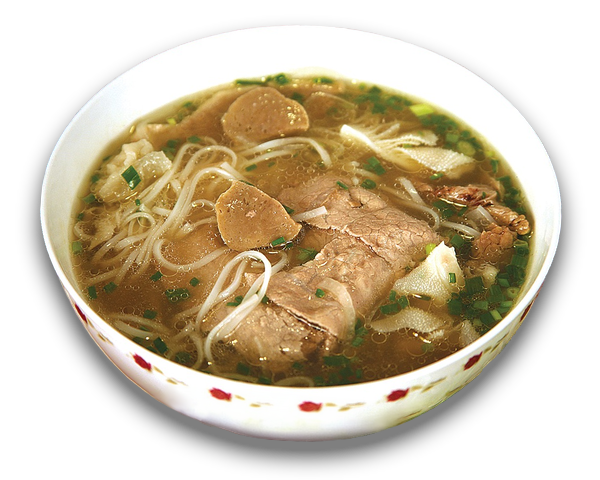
[{"left": 40, "top": 25, "right": 562, "bottom": 397}]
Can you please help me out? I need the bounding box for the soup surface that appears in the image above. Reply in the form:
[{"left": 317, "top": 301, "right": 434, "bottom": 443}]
[{"left": 71, "top": 74, "right": 531, "bottom": 386}]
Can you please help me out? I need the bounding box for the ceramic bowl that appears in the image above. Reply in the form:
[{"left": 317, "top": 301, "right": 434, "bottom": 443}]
[{"left": 41, "top": 26, "right": 560, "bottom": 440}]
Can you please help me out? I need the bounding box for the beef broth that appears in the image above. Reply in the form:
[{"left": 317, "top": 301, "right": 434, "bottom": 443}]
[{"left": 71, "top": 74, "right": 532, "bottom": 386}]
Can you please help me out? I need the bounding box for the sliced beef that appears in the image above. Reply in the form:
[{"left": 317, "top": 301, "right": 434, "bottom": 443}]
[
  {"left": 221, "top": 87, "right": 309, "bottom": 144},
  {"left": 205, "top": 177, "right": 439, "bottom": 373},
  {"left": 279, "top": 176, "right": 439, "bottom": 271},
  {"left": 215, "top": 181, "right": 301, "bottom": 251},
  {"left": 216, "top": 302, "right": 335, "bottom": 373},
  {"left": 289, "top": 235, "right": 395, "bottom": 321}
]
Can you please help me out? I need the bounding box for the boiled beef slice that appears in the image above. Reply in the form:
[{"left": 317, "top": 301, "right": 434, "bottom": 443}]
[
  {"left": 206, "top": 177, "right": 439, "bottom": 373},
  {"left": 279, "top": 176, "right": 439, "bottom": 271}
]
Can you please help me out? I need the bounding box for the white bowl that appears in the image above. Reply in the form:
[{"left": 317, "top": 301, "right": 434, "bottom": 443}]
[{"left": 41, "top": 26, "right": 560, "bottom": 440}]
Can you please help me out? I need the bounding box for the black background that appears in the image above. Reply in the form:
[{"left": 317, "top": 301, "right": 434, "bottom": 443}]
[{"left": 32, "top": 21, "right": 586, "bottom": 464}]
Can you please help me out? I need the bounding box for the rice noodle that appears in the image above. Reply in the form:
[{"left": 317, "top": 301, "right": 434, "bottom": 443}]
[
  {"left": 153, "top": 240, "right": 228, "bottom": 272},
  {"left": 238, "top": 137, "right": 332, "bottom": 168},
  {"left": 201, "top": 251, "right": 275, "bottom": 362},
  {"left": 440, "top": 220, "right": 481, "bottom": 237},
  {"left": 397, "top": 177, "right": 426, "bottom": 205},
  {"left": 381, "top": 185, "right": 441, "bottom": 230},
  {"left": 292, "top": 206, "right": 327, "bottom": 223},
  {"left": 466, "top": 205, "right": 496, "bottom": 228}
]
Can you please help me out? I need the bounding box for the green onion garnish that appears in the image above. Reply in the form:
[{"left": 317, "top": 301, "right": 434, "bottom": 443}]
[
  {"left": 189, "top": 277, "right": 200, "bottom": 287},
  {"left": 429, "top": 172, "right": 444, "bottom": 181},
  {"left": 71, "top": 241, "right": 83, "bottom": 255},
  {"left": 465, "top": 276, "right": 485, "bottom": 295},
  {"left": 360, "top": 178, "right": 377, "bottom": 189},
  {"left": 121, "top": 165, "right": 141, "bottom": 190},
  {"left": 364, "top": 156, "right": 386, "bottom": 175},
  {"left": 103, "top": 282, "right": 117, "bottom": 294},
  {"left": 187, "top": 135, "right": 201, "bottom": 143},
  {"left": 227, "top": 295, "right": 244, "bottom": 307},
  {"left": 245, "top": 164, "right": 257, "bottom": 171},
  {"left": 283, "top": 205, "right": 295, "bottom": 215},
  {"left": 87, "top": 286, "right": 97, "bottom": 300},
  {"left": 143, "top": 310, "right": 157, "bottom": 319},
  {"left": 448, "top": 272, "right": 457, "bottom": 284},
  {"left": 82, "top": 193, "right": 96, "bottom": 204},
  {"left": 315, "top": 288, "right": 326, "bottom": 298},
  {"left": 165, "top": 288, "right": 190, "bottom": 303},
  {"left": 425, "top": 243, "right": 437, "bottom": 255},
  {"left": 270, "top": 236, "right": 286, "bottom": 247},
  {"left": 153, "top": 337, "right": 168, "bottom": 354},
  {"left": 409, "top": 103, "right": 435, "bottom": 117},
  {"left": 380, "top": 303, "right": 400, "bottom": 315},
  {"left": 336, "top": 180, "right": 349, "bottom": 190},
  {"left": 150, "top": 271, "right": 163, "bottom": 282},
  {"left": 297, "top": 247, "right": 318, "bottom": 264}
]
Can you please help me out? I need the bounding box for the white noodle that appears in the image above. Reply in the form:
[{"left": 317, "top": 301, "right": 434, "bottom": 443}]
[
  {"left": 202, "top": 251, "right": 274, "bottom": 362},
  {"left": 153, "top": 241, "right": 229, "bottom": 272},
  {"left": 239, "top": 137, "right": 332, "bottom": 168},
  {"left": 440, "top": 220, "right": 481, "bottom": 238},
  {"left": 292, "top": 206, "right": 328, "bottom": 223}
]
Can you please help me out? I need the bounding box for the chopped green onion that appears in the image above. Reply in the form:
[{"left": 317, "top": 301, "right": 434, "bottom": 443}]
[
  {"left": 360, "top": 178, "right": 377, "bottom": 189},
  {"left": 490, "top": 159, "right": 499, "bottom": 174},
  {"left": 270, "top": 236, "right": 286, "bottom": 247},
  {"left": 457, "top": 140, "right": 476, "bottom": 157},
  {"left": 150, "top": 271, "right": 163, "bottom": 282},
  {"left": 448, "top": 272, "right": 457, "bottom": 284},
  {"left": 429, "top": 172, "right": 444, "bottom": 181},
  {"left": 297, "top": 247, "right": 318, "bottom": 264},
  {"left": 283, "top": 205, "right": 295, "bottom": 215},
  {"left": 121, "top": 165, "right": 141, "bottom": 190},
  {"left": 315, "top": 288, "right": 326, "bottom": 298},
  {"left": 506, "top": 287, "right": 520, "bottom": 299},
  {"left": 479, "top": 311, "right": 496, "bottom": 326},
  {"left": 473, "top": 300, "right": 489, "bottom": 310},
  {"left": 364, "top": 156, "right": 386, "bottom": 175},
  {"left": 445, "top": 133, "right": 459, "bottom": 144},
  {"left": 153, "top": 337, "right": 168, "bottom": 354},
  {"left": 465, "top": 276, "right": 485, "bottom": 295},
  {"left": 397, "top": 295, "right": 409, "bottom": 309},
  {"left": 450, "top": 234, "right": 465, "bottom": 249},
  {"left": 425, "top": 243, "right": 437, "bottom": 255},
  {"left": 487, "top": 284, "right": 504, "bottom": 303},
  {"left": 380, "top": 303, "right": 400, "bottom": 315},
  {"left": 510, "top": 254, "right": 528, "bottom": 269},
  {"left": 189, "top": 277, "right": 200, "bottom": 287},
  {"left": 82, "top": 193, "right": 96, "bottom": 204},
  {"left": 336, "top": 180, "right": 349, "bottom": 190},
  {"left": 409, "top": 103, "right": 435, "bottom": 117},
  {"left": 87, "top": 286, "right": 97, "bottom": 300},
  {"left": 261, "top": 295, "right": 269, "bottom": 304},
  {"left": 447, "top": 297, "right": 463, "bottom": 315},
  {"left": 103, "top": 282, "right": 117, "bottom": 294},
  {"left": 174, "top": 351, "right": 192, "bottom": 365},
  {"left": 227, "top": 295, "right": 244, "bottom": 307},
  {"left": 71, "top": 241, "right": 83, "bottom": 255},
  {"left": 236, "top": 362, "right": 251, "bottom": 375},
  {"left": 245, "top": 164, "right": 257, "bottom": 171},
  {"left": 165, "top": 288, "right": 190, "bottom": 303},
  {"left": 313, "top": 77, "right": 334, "bottom": 84},
  {"left": 187, "top": 135, "right": 202, "bottom": 143},
  {"left": 497, "top": 274, "right": 511, "bottom": 288},
  {"left": 143, "top": 310, "right": 157, "bottom": 319}
]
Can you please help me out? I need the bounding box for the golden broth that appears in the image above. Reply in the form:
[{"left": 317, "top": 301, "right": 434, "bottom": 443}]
[{"left": 71, "top": 74, "right": 531, "bottom": 386}]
